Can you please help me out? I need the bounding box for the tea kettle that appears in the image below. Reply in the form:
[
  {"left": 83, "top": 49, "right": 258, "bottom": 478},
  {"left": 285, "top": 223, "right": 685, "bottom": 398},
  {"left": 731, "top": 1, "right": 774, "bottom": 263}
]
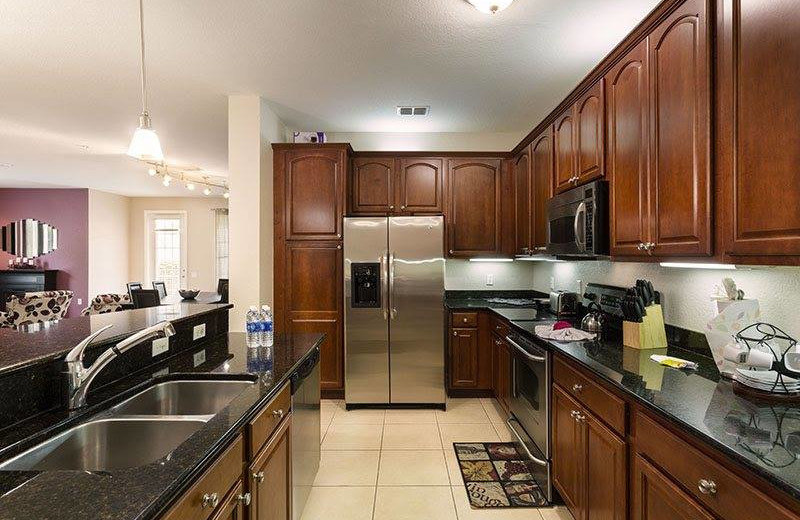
[{"left": 581, "top": 301, "right": 606, "bottom": 337}]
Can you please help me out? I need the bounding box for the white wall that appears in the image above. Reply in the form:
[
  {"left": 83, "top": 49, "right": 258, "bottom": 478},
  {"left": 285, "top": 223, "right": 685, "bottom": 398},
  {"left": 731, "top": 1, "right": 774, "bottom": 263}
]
[
  {"left": 445, "top": 259, "right": 535, "bottom": 291},
  {"left": 88, "top": 189, "right": 130, "bottom": 299},
  {"left": 322, "top": 131, "right": 524, "bottom": 152},
  {"left": 228, "top": 96, "right": 286, "bottom": 329},
  {"left": 128, "top": 197, "right": 227, "bottom": 291},
  {"left": 534, "top": 260, "right": 800, "bottom": 337}
]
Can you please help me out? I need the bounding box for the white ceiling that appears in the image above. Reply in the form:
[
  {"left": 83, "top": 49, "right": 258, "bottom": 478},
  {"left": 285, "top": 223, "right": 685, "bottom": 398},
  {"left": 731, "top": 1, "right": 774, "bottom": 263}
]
[{"left": 0, "top": 0, "right": 659, "bottom": 197}]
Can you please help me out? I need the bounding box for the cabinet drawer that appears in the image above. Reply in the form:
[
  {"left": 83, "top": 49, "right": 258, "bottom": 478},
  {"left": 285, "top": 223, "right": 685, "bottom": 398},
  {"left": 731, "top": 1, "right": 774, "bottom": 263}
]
[
  {"left": 490, "top": 315, "right": 510, "bottom": 339},
  {"left": 553, "top": 356, "right": 625, "bottom": 436},
  {"left": 163, "top": 435, "right": 244, "bottom": 520},
  {"left": 634, "top": 411, "right": 798, "bottom": 520},
  {"left": 451, "top": 312, "right": 478, "bottom": 327},
  {"left": 248, "top": 383, "right": 291, "bottom": 458}
]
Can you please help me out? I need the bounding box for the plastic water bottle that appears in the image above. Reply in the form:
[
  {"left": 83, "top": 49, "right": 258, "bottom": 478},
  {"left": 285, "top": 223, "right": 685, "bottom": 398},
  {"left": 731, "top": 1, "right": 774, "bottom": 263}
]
[
  {"left": 260, "top": 305, "right": 274, "bottom": 347},
  {"left": 246, "top": 306, "right": 260, "bottom": 347}
]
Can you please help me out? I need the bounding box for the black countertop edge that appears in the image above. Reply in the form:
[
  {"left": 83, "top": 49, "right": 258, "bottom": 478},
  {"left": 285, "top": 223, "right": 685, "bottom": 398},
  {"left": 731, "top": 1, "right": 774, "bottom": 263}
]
[{"left": 0, "top": 303, "right": 233, "bottom": 376}]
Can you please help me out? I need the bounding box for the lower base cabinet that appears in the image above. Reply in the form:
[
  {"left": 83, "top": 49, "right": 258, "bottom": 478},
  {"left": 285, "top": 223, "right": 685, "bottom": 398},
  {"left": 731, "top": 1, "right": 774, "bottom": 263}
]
[
  {"left": 249, "top": 415, "right": 292, "bottom": 520},
  {"left": 632, "top": 455, "right": 714, "bottom": 520},
  {"left": 211, "top": 480, "right": 248, "bottom": 520}
]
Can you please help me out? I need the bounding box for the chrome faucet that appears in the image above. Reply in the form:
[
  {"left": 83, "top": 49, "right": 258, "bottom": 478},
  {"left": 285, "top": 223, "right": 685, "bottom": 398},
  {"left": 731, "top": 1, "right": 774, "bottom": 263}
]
[{"left": 65, "top": 321, "right": 176, "bottom": 409}]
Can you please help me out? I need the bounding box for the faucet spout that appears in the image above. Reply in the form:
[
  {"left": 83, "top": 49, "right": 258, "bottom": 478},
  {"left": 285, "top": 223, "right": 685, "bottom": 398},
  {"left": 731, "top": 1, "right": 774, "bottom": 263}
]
[{"left": 66, "top": 320, "right": 176, "bottom": 410}]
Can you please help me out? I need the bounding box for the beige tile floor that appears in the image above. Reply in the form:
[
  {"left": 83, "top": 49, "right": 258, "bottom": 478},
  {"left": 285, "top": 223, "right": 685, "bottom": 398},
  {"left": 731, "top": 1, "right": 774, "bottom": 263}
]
[{"left": 301, "top": 397, "right": 573, "bottom": 520}]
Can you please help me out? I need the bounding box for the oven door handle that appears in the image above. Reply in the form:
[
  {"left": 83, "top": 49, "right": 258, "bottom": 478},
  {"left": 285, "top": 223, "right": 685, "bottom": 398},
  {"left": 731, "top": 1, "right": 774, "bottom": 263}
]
[
  {"left": 506, "top": 418, "right": 548, "bottom": 467},
  {"left": 505, "top": 336, "right": 546, "bottom": 363},
  {"left": 573, "top": 201, "right": 587, "bottom": 253}
]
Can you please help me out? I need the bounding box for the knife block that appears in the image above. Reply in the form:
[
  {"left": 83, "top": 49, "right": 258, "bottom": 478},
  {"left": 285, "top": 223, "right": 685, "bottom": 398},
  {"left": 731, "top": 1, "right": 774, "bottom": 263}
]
[{"left": 623, "top": 304, "right": 668, "bottom": 350}]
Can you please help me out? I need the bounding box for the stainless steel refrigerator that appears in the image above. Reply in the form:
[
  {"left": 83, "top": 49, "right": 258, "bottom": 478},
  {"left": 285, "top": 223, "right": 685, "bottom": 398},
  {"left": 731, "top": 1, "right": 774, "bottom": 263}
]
[{"left": 344, "top": 216, "right": 445, "bottom": 407}]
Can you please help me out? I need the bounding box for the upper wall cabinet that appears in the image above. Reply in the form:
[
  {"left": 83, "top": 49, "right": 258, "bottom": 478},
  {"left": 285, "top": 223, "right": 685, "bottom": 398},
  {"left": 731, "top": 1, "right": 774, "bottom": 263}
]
[
  {"left": 397, "top": 158, "right": 444, "bottom": 214},
  {"left": 278, "top": 146, "right": 347, "bottom": 241},
  {"left": 447, "top": 158, "right": 503, "bottom": 257},
  {"left": 607, "top": 0, "right": 711, "bottom": 258},
  {"left": 718, "top": 0, "right": 800, "bottom": 259},
  {"left": 351, "top": 157, "right": 394, "bottom": 214},
  {"left": 530, "top": 129, "right": 553, "bottom": 253},
  {"left": 513, "top": 147, "right": 531, "bottom": 255},
  {"left": 553, "top": 80, "right": 606, "bottom": 194}
]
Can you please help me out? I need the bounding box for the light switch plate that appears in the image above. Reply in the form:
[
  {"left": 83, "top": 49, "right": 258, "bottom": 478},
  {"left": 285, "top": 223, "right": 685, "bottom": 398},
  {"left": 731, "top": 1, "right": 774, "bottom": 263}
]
[
  {"left": 152, "top": 337, "right": 169, "bottom": 357},
  {"left": 486, "top": 274, "right": 494, "bottom": 286},
  {"left": 193, "top": 349, "right": 206, "bottom": 367},
  {"left": 193, "top": 323, "right": 206, "bottom": 341}
]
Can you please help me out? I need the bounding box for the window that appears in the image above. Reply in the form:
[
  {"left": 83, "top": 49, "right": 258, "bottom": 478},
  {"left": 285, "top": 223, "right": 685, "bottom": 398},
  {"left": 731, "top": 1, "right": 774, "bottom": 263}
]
[
  {"left": 214, "top": 208, "right": 229, "bottom": 280},
  {"left": 146, "top": 212, "right": 186, "bottom": 295}
]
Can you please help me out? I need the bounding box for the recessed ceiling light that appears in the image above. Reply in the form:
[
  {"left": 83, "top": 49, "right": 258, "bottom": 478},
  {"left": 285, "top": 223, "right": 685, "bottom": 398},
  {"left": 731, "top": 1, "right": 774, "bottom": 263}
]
[
  {"left": 77, "top": 144, "right": 90, "bottom": 151},
  {"left": 0, "top": 163, "right": 12, "bottom": 168},
  {"left": 466, "top": 0, "right": 514, "bottom": 14}
]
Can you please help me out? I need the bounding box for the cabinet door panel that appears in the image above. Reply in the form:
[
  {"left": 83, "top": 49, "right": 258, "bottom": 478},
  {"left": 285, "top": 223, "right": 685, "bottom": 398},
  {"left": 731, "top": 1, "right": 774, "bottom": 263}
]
[
  {"left": 249, "top": 417, "right": 292, "bottom": 520},
  {"left": 632, "top": 455, "right": 714, "bottom": 520},
  {"left": 606, "top": 39, "right": 650, "bottom": 257},
  {"left": 649, "top": 0, "right": 711, "bottom": 256},
  {"left": 450, "top": 328, "right": 479, "bottom": 388},
  {"left": 585, "top": 414, "right": 626, "bottom": 520},
  {"left": 513, "top": 149, "right": 531, "bottom": 255},
  {"left": 553, "top": 109, "right": 577, "bottom": 194},
  {"left": 530, "top": 130, "right": 553, "bottom": 253},
  {"left": 398, "top": 158, "right": 443, "bottom": 214},
  {"left": 285, "top": 241, "right": 343, "bottom": 391},
  {"left": 285, "top": 151, "right": 343, "bottom": 240},
  {"left": 352, "top": 158, "right": 393, "bottom": 214},
  {"left": 552, "top": 385, "right": 584, "bottom": 519},
  {"left": 447, "top": 159, "right": 502, "bottom": 257},
  {"left": 210, "top": 480, "right": 246, "bottom": 520},
  {"left": 576, "top": 81, "right": 605, "bottom": 185},
  {"left": 720, "top": 0, "right": 800, "bottom": 256}
]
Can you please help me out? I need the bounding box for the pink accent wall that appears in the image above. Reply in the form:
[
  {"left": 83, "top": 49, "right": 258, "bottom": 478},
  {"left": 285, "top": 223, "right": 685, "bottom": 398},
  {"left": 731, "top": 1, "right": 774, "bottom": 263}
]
[{"left": 0, "top": 189, "right": 89, "bottom": 317}]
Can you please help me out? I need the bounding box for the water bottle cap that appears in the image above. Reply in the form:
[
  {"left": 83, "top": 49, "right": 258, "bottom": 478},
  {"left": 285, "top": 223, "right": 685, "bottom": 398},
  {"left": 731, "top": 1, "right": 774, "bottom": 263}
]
[
  {"left": 249, "top": 305, "right": 258, "bottom": 311},
  {"left": 261, "top": 305, "right": 271, "bottom": 311}
]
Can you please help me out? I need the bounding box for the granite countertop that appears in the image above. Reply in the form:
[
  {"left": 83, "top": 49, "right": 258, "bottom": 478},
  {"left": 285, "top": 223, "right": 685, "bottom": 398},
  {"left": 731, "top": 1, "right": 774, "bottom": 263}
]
[
  {"left": 446, "top": 294, "right": 800, "bottom": 502},
  {"left": 0, "top": 331, "right": 323, "bottom": 520},
  {"left": 0, "top": 303, "right": 233, "bottom": 375}
]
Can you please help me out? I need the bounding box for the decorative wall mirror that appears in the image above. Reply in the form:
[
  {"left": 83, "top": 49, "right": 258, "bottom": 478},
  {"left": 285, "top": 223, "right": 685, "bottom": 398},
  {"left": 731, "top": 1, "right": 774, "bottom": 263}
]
[{"left": 1, "top": 219, "right": 59, "bottom": 258}]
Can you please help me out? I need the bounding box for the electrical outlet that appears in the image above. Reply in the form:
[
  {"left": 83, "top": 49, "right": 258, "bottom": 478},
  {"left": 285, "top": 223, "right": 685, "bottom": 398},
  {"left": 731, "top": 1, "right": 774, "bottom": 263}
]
[
  {"left": 486, "top": 274, "right": 494, "bottom": 286},
  {"left": 193, "top": 349, "right": 206, "bottom": 367},
  {"left": 550, "top": 276, "right": 555, "bottom": 290},
  {"left": 151, "top": 336, "right": 169, "bottom": 357},
  {"left": 576, "top": 279, "right": 583, "bottom": 295},
  {"left": 193, "top": 323, "right": 206, "bottom": 341},
  {"left": 77, "top": 298, "right": 82, "bottom": 305}
]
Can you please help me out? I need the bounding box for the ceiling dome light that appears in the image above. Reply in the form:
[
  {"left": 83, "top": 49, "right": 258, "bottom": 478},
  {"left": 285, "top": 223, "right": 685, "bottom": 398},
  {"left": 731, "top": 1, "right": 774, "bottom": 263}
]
[
  {"left": 467, "top": 0, "right": 514, "bottom": 14},
  {"left": 147, "top": 167, "right": 157, "bottom": 176},
  {"left": 223, "top": 190, "right": 230, "bottom": 199},
  {"left": 162, "top": 174, "right": 171, "bottom": 186},
  {"left": 203, "top": 187, "right": 212, "bottom": 196},
  {"left": 186, "top": 181, "right": 195, "bottom": 191}
]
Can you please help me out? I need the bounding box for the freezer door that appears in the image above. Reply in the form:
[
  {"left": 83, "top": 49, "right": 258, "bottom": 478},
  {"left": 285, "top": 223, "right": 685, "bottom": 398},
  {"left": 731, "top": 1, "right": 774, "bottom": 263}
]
[
  {"left": 389, "top": 216, "right": 445, "bottom": 404},
  {"left": 344, "top": 217, "right": 390, "bottom": 404}
]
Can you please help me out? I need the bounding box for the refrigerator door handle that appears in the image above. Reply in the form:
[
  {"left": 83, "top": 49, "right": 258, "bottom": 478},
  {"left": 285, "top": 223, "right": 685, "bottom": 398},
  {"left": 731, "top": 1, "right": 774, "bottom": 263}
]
[
  {"left": 380, "top": 252, "right": 389, "bottom": 320},
  {"left": 388, "top": 251, "right": 397, "bottom": 320}
]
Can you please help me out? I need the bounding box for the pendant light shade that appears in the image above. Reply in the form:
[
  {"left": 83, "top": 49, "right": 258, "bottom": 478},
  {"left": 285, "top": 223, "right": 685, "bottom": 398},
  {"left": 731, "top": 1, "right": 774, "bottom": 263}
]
[
  {"left": 127, "top": 0, "right": 163, "bottom": 161},
  {"left": 467, "top": 0, "right": 514, "bottom": 14}
]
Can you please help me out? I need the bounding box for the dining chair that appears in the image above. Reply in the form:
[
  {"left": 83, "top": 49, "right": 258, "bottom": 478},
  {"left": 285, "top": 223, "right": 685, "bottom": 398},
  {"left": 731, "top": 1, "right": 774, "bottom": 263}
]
[
  {"left": 217, "top": 278, "right": 229, "bottom": 304},
  {"left": 80, "top": 293, "right": 132, "bottom": 316},
  {"left": 2, "top": 290, "right": 74, "bottom": 328},
  {"left": 131, "top": 289, "right": 161, "bottom": 309},
  {"left": 152, "top": 281, "right": 167, "bottom": 299},
  {"left": 126, "top": 282, "right": 143, "bottom": 300}
]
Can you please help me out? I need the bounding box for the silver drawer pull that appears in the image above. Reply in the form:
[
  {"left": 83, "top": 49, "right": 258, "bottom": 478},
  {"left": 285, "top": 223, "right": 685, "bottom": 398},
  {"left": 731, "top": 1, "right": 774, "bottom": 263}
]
[
  {"left": 698, "top": 479, "right": 717, "bottom": 495},
  {"left": 253, "top": 471, "right": 265, "bottom": 483},
  {"left": 237, "top": 492, "right": 252, "bottom": 506},
  {"left": 201, "top": 492, "right": 219, "bottom": 509},
  {"left": 572, "top": 384, "right": 583, "bottom": 393},
  {"left": 272, "top": 409, "right": 285, "bottom": 419}
]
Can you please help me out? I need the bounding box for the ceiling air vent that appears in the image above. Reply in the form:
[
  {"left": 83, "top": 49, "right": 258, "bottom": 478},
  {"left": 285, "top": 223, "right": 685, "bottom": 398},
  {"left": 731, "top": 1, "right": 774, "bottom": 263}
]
[{"left": 396, "top": 106, "right": 430, "bottom": 117}]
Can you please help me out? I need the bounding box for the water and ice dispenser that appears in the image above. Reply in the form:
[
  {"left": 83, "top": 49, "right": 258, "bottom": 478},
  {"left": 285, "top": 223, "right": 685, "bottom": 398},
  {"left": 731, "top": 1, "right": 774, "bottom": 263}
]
[{"left": 350, "top": 262, "right": 380, "bottom": 308}]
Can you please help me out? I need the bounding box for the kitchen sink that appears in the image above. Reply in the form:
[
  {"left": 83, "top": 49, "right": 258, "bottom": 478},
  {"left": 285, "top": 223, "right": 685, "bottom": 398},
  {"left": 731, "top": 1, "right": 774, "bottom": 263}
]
[
  {"left": 0, "top": 418, "right": 205, "bottom": 471},
  {"left": 111, "top": 379, "right": 255, "bottom": 416}
]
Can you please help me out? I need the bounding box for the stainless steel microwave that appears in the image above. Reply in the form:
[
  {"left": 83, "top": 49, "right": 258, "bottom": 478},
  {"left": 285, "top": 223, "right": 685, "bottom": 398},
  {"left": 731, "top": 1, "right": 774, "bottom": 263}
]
[{"left": 546, "top": 180, "right": 609, "bottom": 257}]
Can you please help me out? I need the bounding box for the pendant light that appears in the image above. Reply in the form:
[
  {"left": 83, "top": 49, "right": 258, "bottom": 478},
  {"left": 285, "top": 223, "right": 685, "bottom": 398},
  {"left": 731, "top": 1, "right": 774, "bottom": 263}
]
[
  {"left": 127, "top": 0, "right": 164, "bottom": 161},
  {"left": 467, "top": 0, "right": 514, "bottom": 14}
]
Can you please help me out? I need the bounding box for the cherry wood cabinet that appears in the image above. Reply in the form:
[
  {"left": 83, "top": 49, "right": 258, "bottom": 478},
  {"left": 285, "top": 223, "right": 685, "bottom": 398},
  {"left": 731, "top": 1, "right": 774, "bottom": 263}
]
[
  {"left": 446, "top": 159, "right": 503, "bottom": 257},
  {"left": 397, "top": 158, "right": 444, "bottom": 214},
  {"left": 283, "top": 241, "right": 343, "bottom": 392},
  {"left": 249, "top": 415, "right": 292, "bottom": 520},
  {"left": 530, "top": 129, "right": 553, "bottom": 253},
  {"left": 575, "top": 81, "right": 605, "bottom": 186},
  {"left": 632, "top": 455, "right": 714, "bottom": 520},
  {"left": 553, "top": 108, "right": 578, "bottom": 194},
  {"left": 718, "top": 0, "right": 800, "bottom": 260},
  {"left": 211, "top": 481, "right": 247, "bottom": 520},
  {"left": 512, "top": 147, "right": 531, "bottom": 255},
  {"left": 447, "top": 311, "right": 494, "bottom": 396},
  {"left": 449, "top": 327, "right": 479, "bottom": 389},
  {"left": 351, "top": 157, "right": 394, "bottom": 214},
  {"left": 552, "top": 385, "right": 585, "bottom": 517}
]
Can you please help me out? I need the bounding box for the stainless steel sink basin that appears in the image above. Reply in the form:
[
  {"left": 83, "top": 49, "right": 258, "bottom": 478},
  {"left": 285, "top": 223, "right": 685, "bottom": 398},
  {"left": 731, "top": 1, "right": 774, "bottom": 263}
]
[
  {"left": 0, "top": 418, "right": 205, "bottom": 471},
  {"left": 111, "top": 379, "right": 255, "bottom": 416}
]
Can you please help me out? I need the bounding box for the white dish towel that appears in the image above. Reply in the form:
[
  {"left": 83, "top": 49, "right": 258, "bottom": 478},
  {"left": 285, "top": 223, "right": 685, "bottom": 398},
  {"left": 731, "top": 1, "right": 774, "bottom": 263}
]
[{"left": 535, "top": 325, "right": 596, "bottom": 342}]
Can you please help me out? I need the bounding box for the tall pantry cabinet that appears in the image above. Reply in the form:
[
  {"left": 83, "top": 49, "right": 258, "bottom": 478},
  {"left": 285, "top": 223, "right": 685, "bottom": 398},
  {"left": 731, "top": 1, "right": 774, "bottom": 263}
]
[{"left": 273, "top": 143, "right": 350, "bottom": 397}]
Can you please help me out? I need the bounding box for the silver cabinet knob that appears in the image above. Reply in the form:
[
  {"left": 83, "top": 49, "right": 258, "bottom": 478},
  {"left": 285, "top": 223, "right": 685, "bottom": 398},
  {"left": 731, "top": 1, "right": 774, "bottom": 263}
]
[
  {"left": 637, "top": 242, "right": 646, "bottom": 251},
  {"left": 272, "top": 408, "right": 285, "bottom": 419},
  {"left": 534, "top": 246, "right": 547, "bottom": 252},
  {"left": 462, "top": 317, "right": 468, "bottom": 323},
  {"left": 400, "top": 205, "right": 406, "bottom": 210},
  {"left": 697, "top": 479, "right": 717, "bottom": 495},
  {"left": 253, "top": 471, "right": 265, "bottom": 483},
  {"left": 576, "top": 413, "right": 586, "bottom": 422},
  {"left": 336, "top": 233, "right": 342, "bottom": 238},
  {"left": 453, "top": 330, "right": 458, "bottom": 336},
  {"left": 202, "top": 493, "right": 220, "bottom": 509},
  {"left": 570, "top": 410, "right": 580, "bottom": 419},
  {"left": 337, "top": 244, "right": 342, "bottom": 250},
  {"left": 389, "top": 205, "right": 395, "bottom": 210},
  {"left": 449, "top": 250, "right": 454, "bottom": 255},
  {"left": 572, "top": 384, "right": 583, "bottom": 393},
  {"left": 237, "top": 492, "right": 252, "bottom": 506}
]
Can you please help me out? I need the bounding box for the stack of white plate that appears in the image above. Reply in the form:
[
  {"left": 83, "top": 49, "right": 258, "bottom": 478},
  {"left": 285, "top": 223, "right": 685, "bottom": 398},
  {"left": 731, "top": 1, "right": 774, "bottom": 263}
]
[{"left": 734, "top": 369, "right": 800, "bottom": 393}]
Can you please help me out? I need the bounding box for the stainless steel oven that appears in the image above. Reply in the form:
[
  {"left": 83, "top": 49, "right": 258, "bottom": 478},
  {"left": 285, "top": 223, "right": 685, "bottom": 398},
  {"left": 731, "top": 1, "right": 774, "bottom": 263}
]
[
  {"left": 546, "top": 180, "right": 608, "bottom": 257},
  {"left": 505, "top": 331, "right": 553, "bottom": 501}
]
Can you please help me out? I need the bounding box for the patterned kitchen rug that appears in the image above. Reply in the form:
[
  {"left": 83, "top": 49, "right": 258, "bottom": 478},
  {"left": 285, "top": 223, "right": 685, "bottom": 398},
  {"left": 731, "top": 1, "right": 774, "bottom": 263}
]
[{"left": 453, "top": 442, "right": 548, "bottom": 509}]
